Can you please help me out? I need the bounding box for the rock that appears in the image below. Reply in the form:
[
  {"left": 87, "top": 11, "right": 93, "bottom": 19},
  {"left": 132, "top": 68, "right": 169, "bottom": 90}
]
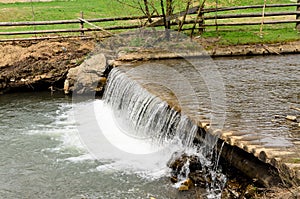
[
  {"left": 64, "top": 53, "right": 107, "bottom": 95},
  {"left": 189, "top": 171, "right": 207, "bottom": 187},
  {"left": 183, "top": 178, "right": 193, "bottom": 188},
  {"left": 170, "top": 176, "right": 178, "bottom": 183},
  {"left": 178, "top": 184, "right": 189, "bottom": 191},
  {"left": 286, "top": 115, "right": 297, "bottom": 122},
  {"left": 168, "top": 152, "right": 226, "bottom": 191},
  {"left": 98, "top": 76, "right": 107, "bottom": 89},
  {"left": 168, "top": 153, "right": 202, "bottom": 176}
]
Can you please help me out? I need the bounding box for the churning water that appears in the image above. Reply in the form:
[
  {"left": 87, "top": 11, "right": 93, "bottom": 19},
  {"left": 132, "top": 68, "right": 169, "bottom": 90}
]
[
  {"left": 0, "top": 92, "right": 187, "bottom": 198},
  {"left": 0, "top": 67, "right": 224, "bottom": 198}
]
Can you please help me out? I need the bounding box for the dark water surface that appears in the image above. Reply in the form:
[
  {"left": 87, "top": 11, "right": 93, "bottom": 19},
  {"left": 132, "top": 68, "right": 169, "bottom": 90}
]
[{"left": 215, "top": 55, "right": 300, "bottom": 147}]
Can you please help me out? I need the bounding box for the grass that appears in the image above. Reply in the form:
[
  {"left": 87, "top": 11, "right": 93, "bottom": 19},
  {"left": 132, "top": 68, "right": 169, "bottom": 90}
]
[
  {"left": 0, "top": 0, "right": 141, "bottom": 38},
  {"left": 0, "top": 0, "right": 299, "bottom": 44},
  {"left": 200, "top": 24, "right": 300, "bottom": 45},
  {"left": 0, "top": 0, "right": 139, "bottom": 21},
  {"left": 192, "top": 0, "right": 300, "bottom": 45}
]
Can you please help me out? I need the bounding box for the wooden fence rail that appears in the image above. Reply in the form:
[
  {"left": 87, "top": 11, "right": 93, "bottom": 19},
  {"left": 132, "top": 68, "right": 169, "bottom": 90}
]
[
  {"left": 202, "top": 3, "right": 300, "bottom": 13},
  {"left": 0, "top": 3, "right": 300, "bottom": 40},
  {"left": 203, "top": 19, "right": 300, "bottom": 27},
  {"left": 204, "top": 11, "right": 300, "bottom": 20},
  {"left": 0, "top": 15, "right": 162, "bottom": 27}
]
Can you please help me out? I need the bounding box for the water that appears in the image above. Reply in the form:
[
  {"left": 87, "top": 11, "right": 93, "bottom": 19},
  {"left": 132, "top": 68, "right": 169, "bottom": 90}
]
[
  {"left": 102, "top": 67, "right": 226, "bottom": 197},
  {"left": 129, "top": 55, "right": 300, "bottom": 148},
  {"left": 215, "top": 55, "right": 300, "bottom": 147},
  {"left": 104, "top": 68, "right": 198, "bottom": 147},
  {"left": 0, "top": 92, "right": 185, "bottom": 199},
  {"left": 1, "top": 54, "right": 299, "bottom": 198}
]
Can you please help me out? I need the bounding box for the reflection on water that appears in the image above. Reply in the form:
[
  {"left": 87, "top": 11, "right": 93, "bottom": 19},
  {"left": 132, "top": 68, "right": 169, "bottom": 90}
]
[
  {"left": 214, "top": 55, "right": 300, "bottom": 147},
  {"left": 138, "top": 55, "right": 299, "bottom": 148}
]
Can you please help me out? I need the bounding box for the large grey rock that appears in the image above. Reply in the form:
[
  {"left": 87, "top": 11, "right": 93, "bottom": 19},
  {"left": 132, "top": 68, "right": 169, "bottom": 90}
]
[{"left": 64, "top": 53, "right": 107, "bottom": 95}]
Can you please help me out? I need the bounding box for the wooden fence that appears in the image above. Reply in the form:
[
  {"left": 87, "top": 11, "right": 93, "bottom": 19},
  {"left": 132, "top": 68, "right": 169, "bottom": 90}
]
[{"left": 0, "top": 3, "right": 300, "bottom": 41}]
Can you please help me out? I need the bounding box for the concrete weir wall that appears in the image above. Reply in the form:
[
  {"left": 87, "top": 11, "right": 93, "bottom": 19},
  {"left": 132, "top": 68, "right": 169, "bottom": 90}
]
[{"left": 64, "top": 52, "right": 300, "bottom": 189}]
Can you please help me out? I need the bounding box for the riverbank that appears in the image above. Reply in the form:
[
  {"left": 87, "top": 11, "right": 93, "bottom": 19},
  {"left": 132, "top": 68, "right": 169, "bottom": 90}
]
[
  {"left": 0, "top": 38, "right": 94, "bottom": 94},
  {"left": 1, "top": 37, "right": 300, "bottom": 94}
]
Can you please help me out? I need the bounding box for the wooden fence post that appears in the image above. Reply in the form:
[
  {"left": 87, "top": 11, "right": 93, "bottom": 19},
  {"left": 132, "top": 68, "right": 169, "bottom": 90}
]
[
  {"left": 198, "top": 12, "right": 204, "bottom": 34},
  {"left": 80, "top": 11, "right": 84, "bottom": 35},
  {"left": 296, "top": 0, "right": 300, "bottom": 31}
]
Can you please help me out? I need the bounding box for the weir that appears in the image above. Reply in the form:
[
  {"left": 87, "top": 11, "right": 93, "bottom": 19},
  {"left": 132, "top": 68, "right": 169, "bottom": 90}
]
[
  {"left": 102, "top": 59, "right": 300, "bottom": 190},
  {"left": 103, "top": 66, "right": 229, "bottom": 196},
  {"left": 104, "top": 68, "right": 198, "bottom": 147}
]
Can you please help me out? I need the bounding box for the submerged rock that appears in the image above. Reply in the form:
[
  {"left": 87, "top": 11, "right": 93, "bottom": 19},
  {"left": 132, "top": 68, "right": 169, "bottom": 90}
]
[
  {"left": 168, "top": 152, "right": 205, "bottom": 188},
  {"left": 168, "top": 151, "right": 227, "bottom": 196},
  {"left": 178, "top": 178, "right": 194, "bottom": 191}
]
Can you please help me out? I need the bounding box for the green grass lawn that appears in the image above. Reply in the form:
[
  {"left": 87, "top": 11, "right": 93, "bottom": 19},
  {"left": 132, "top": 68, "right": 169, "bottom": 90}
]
[
  {"left": 0, "top": 0, "right": 139, "bottom": 21},
  {"left": 0, "top": 0, "right": 299, "bottom": 44},
  {"left": 202, "top": 24, "right": 299, "bottom": 45},
  {"left": 0, "top": 0, "right": 142, "bottom": 38}
]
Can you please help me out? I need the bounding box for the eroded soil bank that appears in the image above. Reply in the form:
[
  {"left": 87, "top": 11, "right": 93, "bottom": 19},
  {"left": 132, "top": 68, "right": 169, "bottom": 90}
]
[
  {"left": 0, "top": 39, "right": 95, "bottom": 94},
  {"left": 1, "top": 38, "right": 300, "bottom": 94}
]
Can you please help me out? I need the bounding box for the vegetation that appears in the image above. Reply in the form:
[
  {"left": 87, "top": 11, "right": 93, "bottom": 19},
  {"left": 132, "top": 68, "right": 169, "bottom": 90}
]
[{"left": 0, "top": 0, "right": 299, "bottom": 45}]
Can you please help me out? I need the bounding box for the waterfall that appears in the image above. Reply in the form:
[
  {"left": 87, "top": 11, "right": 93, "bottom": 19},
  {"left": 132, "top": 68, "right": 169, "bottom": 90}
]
[
  {"left": 104, "top": 68, "right": 198, "bottom": 147},
  {"left": 103, "top": 67, "right": 226, "bottom": 198}
]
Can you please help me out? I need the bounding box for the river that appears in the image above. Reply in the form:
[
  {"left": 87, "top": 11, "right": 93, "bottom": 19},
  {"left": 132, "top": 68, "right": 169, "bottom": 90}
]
[
  {"left": 0, "top": 54, "right": 299, "bottom": 198},
  {"left": 215, "top": 55, "right": 300, "bottom": 147}
]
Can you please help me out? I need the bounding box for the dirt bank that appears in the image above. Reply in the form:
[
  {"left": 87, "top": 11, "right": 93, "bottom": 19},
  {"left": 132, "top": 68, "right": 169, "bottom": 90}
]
[
  {"left": 204, "top": 40, "right": 300, "bottom": 57},
  {"left": 1, "top": 37, "right": 300, "bottom": 94},
  {"left": 0, "top": 38, "right": 95, "bottom": 94}
]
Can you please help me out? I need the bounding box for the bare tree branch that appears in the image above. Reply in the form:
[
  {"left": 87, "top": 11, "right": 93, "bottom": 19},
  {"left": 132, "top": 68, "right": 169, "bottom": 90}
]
[
  {"left": 178, "top": 0, "right": 192, "bottom": 32},
  {"left": 191, "top": 0, "right": 206, "bottom": 37},
  {"left": 116, "top": 0, "right": 141, "bottom": 10},
  {"left": 144, "top": 0, "right": 153, "bottom": 23}
]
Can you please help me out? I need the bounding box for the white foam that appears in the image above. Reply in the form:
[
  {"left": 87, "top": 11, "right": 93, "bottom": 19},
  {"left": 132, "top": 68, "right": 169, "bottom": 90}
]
[
  {"left": 93, "top": 100, "right": 165, "bottom": 154},
  {"left": 65, "top": 154, "right": 95, "bottom": 162},
  {"left": 25, "top": 99, "right": 196, "bottom": 180},
  {"left": 52, "top": 99, "right": 191, "bottom": 179}
]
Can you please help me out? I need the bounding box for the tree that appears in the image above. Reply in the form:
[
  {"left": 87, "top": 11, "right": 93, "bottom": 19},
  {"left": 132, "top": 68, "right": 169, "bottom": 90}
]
[{"left": 116, "top": 0, "right": 205, "bottom": 35}]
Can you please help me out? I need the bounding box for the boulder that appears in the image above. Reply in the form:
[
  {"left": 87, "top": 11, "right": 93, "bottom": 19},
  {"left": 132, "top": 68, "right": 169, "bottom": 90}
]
[
  {"left": 167, "top": 153, "right": 202, "bottom": 176},
  {"left": 64, "top": 53, "right": 107, "bottom": 95}
]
